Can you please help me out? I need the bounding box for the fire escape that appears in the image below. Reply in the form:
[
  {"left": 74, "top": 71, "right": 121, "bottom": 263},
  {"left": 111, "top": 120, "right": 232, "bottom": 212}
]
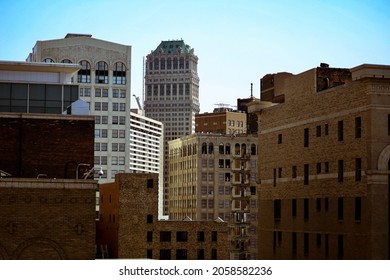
[{"left": 229, "top": 144, "right": 251, "bottom": 260}]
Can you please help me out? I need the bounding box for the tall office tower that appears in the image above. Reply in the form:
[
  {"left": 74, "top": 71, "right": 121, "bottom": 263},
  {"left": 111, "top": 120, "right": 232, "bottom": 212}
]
[
  {"left": 168, "top": 133, "right": 258, "bottom": 259},
  {"left": 27, "top": 34, "right": 131, "bottom": 182},
  {"left": 144, "top": 40, "right": 200, "bottom": 216}
]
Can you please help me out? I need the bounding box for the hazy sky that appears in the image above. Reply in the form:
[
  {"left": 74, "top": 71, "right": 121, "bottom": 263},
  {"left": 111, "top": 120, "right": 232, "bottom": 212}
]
[{"left": 1, "top": 0, "right": 389, "bottom": 113}]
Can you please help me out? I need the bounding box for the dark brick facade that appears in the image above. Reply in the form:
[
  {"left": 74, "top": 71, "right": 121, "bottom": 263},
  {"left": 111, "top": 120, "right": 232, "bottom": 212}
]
[{"left": 0, "top": 113, "right": 94, "bottom": 179}]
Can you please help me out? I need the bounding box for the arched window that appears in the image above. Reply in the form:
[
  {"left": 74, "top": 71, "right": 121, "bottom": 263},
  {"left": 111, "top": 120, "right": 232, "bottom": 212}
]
[
  {"left": 113, "top": 62, "right": 126, "bottom": 85},
  {"left": 201, "top": 143, "right": 207, "bottom": 154},
  {"left": 225, "top": 143, "right": 231, "bottom": 155},
  {"left": 219, "top": 143, "right": 224, "bottom": 154},
  {"left": 173, "top": 57, "right": 178, "bottom": 69},
  {"left": 43, "top": 58, "right": 54, "bottom": 63},
  {"left": 179, "top": 57, "right": 184, "bottom": 69},
  {"left": 160, "top": 58, "right": 165, "bottom": 70},
  {"left": 154, "top": 58, "right": 159, "bottom": 70},
  {"left": 193, "top": 144, "right": 197, "bottom": 155},
  {"left": 167, "top": 57, "right": 172, "bottom": 70},
  {"left": 77, "top": 60, "right": 91, "bottom": 83},
  {"left": 95, "top": 61, "right": 108, "bottom": 84},
  {"left": 251, "top": 144, "right": 257, "bottom": 155},
  {"left": 241, "top": 144, "right": 247, "bottom": 156},
  {"left": 61, "top": 59, "right": 72, "bottom": 63},
  {"left": 208, "top": 143, "right": 214, "bottom": 154},
  {"left": 235, "top": 143, "right": 240, "bottom": 155}
]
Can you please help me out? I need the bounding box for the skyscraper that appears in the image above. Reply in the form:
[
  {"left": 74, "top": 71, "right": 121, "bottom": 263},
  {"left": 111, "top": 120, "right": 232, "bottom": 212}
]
[{"left": 144, "top": 40, "right": 200, "bottom": 216}]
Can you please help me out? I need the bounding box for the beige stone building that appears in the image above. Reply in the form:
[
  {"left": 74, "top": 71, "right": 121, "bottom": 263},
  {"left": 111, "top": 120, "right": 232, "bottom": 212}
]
[
  {"left": 168, "top": 133, "right": 258, "bottom": 259},
  {"left": 97, "top": 173, "right": 228, "bottom": 259},
  {"left": 249, "top": 63, "right": 390, "bottom": 259}
]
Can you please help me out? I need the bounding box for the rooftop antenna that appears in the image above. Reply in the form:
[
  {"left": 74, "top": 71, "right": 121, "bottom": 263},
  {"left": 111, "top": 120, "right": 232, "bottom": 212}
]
[
  {"left": 250, "top": 83, "right": 253, "bottom": 98},
  {"left": 142, "top": 56, "right": 145, "bottom": 111}
]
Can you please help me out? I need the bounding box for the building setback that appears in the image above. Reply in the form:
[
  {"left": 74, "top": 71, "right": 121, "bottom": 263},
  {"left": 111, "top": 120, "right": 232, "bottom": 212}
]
[
  {"left": 144, "top": 40, "right": 200, "bottom": 216},
  {"left": 96, "top": 173, "right": 228, "bottom": 259},
  {"left": 27, "top": 34, "right": 132, "bottom": 181},
  {"left": 249, "top": 63, "right": 390, "bottom": 259}
]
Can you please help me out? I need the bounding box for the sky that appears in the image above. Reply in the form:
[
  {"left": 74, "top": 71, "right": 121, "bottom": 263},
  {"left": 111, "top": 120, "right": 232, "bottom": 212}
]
[{"left": 1, "top": 0, "right": 389, "bottom": 113}]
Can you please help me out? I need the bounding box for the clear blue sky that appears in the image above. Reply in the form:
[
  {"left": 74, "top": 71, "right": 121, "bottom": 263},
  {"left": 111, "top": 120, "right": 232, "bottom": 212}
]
[{"left": 1, "top": 0, "right": 389, "bottom": 113}]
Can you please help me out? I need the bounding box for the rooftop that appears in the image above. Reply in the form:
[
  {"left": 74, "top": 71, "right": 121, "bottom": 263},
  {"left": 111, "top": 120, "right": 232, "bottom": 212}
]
[{"left": 153, "top": 40, "right": 194, "bottom": 55}]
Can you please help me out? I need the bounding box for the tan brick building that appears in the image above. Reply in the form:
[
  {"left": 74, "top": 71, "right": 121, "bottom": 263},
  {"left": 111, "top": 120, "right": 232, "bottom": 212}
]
[
  {"left": 249, "top": 63, "right": 390, "bottom": 259},
  {"left": 97, "top": 173, "right": 228, "bottom": 259},
  {"left": 168, "top": 133, "right": 258, "bottom": 259}
]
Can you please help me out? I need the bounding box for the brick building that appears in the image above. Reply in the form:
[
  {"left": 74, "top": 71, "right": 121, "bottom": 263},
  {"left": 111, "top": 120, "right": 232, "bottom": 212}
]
[
  {"left": 249, "top": 63, "right": 390, "bottom": 259},
  {"left": 0, "top": 178, "right": 97, "bottom": 259},
  {"left": 97, "top": 173, "right": 228, "bottom": 259},
  {"left": 0, "top": 113, "right": 94, "bottom": 179}
]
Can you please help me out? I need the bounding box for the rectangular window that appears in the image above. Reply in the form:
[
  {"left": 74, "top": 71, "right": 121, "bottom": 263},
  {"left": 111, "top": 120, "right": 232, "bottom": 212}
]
[
  {"left": 316, "top": 198, "right": 321, "bottom": 211},
  {"left": 338, "top": 120, "right": 344, "bottom": 141},
  {"left": 325, "top": 161, "right": 329, "bottom": 173},
  {"left": 176, "top": 231, "right": 188, "bottom": 242},
  {"left": 304, "top": 128, "right": 309, "bottom": 147},
  {"left": 292, "top": 166, "right": 297, "bottom": 178},
  {"left": 147, "top": 231, "right": 153, "bottom": 242},
  {"left": 338, "top": 197, "right": 344, "bottom": 221},
  {"left": 325, "top": 198, "right": 329, "bottom": 211},
  {"left": 197, "top": 231, "right": 205, "bottom": 242},
  {"left": 292, "top": 232, "right": 297, "bottom": 255},
  {"left": 278, "top": 134, "right": 282, "bottom": 144},
  {"left": 211, "top": 249, "right": 217, "bottom": 260},
  {"left": 211, "top": 231, "right": 218, "bottom": 242},
  {"left": 325, "top": 234, "right": 329, "bottom": 257},
  {"left": 278, "top": 167, "right": 282, "bottom": 178},
  {"left": 292, "top": 199, "right": 297, "bottom": 218},
  {"left": 316, "top": 125, "right": 321, "bottom": 137},
  {"left": 274, "top": 199, "right": 281, "bottom": 222},
  {"left": 147, "top": 179, "right": 154, "bottom": 188},
  {"left": 304, "top": 164, "right": 309, "bottom": 185},
  {"left": 176, "top": 249, "right": 187, "bottom": 260},
  {"left": 304, "top": 198, "right": 309, "bottom": 221},
  {"left": 316, "top": 162, "right": 321, "bottom": 174},
  {"left": 147, "top": 249, "right": 152, "bottom": 259},
  {"left": 147, "top": 214, "right": 153, "bottom": 224},
  {"left": 197, "top": 249, "right": 205, "bottom": 260},
  {"left": 355, "top": 117, "right": 362, "bottom": 138},
  {"left": 273, "top": 168, "right": 276, "bottom": 187},
  {"left": 304, "top": 233, "right": 309, "bottom": 256},
  {"left": 325, "top": 123, "right": 329, "bottom": 135},
  {"left": 355, "top": 158, "right": 362, "bottom": 181},
  {"left": 338, "top": 235, "right": 344, "bottom": 259},
  {"left": 355, "top": 197, "right": 362, "bottom": 222},
  {"left": 159, "top": 249, "right": 171, "bottom": 260},
  {"left": 338, "top": 160, "right": 344, "bottom": 182},
  {"left": 160, "top": 231, "right": 171, "bottom": 242}
]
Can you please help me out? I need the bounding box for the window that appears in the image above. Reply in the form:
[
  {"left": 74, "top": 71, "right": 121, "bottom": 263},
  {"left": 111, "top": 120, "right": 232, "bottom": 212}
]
[
  {"left": 355, "top": 158, "right": 362, "bottom": 181},
  {"left": 278, "top": 167, "right": 282, "bottom": 178},
  {"left": 273, "top": 168, "right": 277, "bottom": 187},
  {"left": 278, "top": 134, "right": 282, "bottom": 144},
  {"left": 211, "top": 231, "right": 218, "bottom": 242},
  {"left": 292, "top": 232, "right": 297, "bottom": 255},
  {"left": 159, "top": 249, "right": 171, "bottom": 260},
  {"left": 355, "top": 197, "right": 362, "bottom": 222},
  {"left": 147, "top": 231, "right": 153, "bottom": 242},
  {"left": 95, "top": 61, "right": 108, "bottom": 84},
  {"left": 176, "top": 231, "right": 188, "bottom": 242},
  {"left": 197, "top": 231, "right": 205, "bottom": 242},
  {"left": 304, "top": 233, "right": 309, "bottom": 256},
  {"left": 274, "top": 199, "right": 281, "bottom": 222},
  {"left": 112, "top": 116, "right": 118, "bottom": 124},
  {"left": 325, "top": 198, "right": 329, "bottom": 211},
  {"left": 292, "top": 166, "right": 297, "bottom": 178},
  {"left": 316, "top": 162, "right": 321, "bottom": 174},
  {"left": 160, "top": 231, "right": 171, "bottom": 242},
  {"left": 355, "top": 117, "right": 362, "bottom": 138},
  {"left": 338, "top": 235, "right": 344, "bottom": 259},
  {"left": 304, "top": 198, "right": 309, "bottom": 221},
  {"left": 292, "top": 199, "right": 297, "bottom": 218},
  {"left": 197, "top": 249, "right": 205, "bottom": 260},
  {"left": 78, "top": 60, "right": 91, "bottom": 83},
  {"left": 211, "top": 249, "right": 217, "bottom": 260},
  {"left": 147, "top": 249, "right": 153, "bottom": 259},
  {"left": 338, "top": 160, "right": 344, "bottom": 182},
  {"left": 316, "top": 125, "right": 321, "bottom": 137},
  {"left": 304, "top": 128, "right": 309, "bottom": 147},
  {"left": 324, "top": 123, "right": 329, "bottom": 135},
  {"left": 338, "top": 120, "right": 344, "bottom": 141},
  {"left": 147, "top": 214, "right": 153, "bottom": 224},
  {"left": 113, "top": 62, "right": 126, "bottom": 84},
  {"left": 325, "top": 161, "right": 329, "bottom": 173},
  {"left": 147, "top": 179, "right": 154, "bottom": 188},
  {"left": 338, "top": 197, "right": 344, "bottom": 221},
  {"left": 304, "top": 164, "right": 309, "bottom": 185},
  {"left": 316, "top": 198, "right": 321, "bottom": 211},
  {"left": 176, "top": 249, "right": 187, "bottom": 260},
  {"left": 388, "top": 114, "right": 390, "bottom": 135}
]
